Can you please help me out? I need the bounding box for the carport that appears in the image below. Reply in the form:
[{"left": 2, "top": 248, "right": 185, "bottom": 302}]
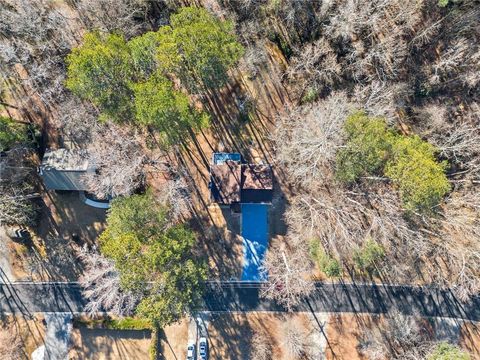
[{"left": 240, "top": 203, "right": 269, "bottom": 281}]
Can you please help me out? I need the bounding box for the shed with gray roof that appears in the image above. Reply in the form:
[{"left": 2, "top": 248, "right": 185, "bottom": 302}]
[{"left": 39, "top": 149, "right": 94, "bottom": 191}]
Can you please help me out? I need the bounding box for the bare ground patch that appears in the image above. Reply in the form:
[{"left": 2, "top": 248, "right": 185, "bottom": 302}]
[
  {"left": 8, "top": 190, "right": 106, "bottom": 282},
  {"left": 69, "top": 328, "right": 151, "bottom": 360},
  {"left": 205, "top": 312, "right": 324, "bottom": 359}
]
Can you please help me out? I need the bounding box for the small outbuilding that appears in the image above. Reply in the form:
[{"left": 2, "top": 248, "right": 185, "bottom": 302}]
[{"left": 39, "top": 148, "right": 94, "bottom": 191}]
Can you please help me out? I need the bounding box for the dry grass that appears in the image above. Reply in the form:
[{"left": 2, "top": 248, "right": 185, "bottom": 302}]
[
  {"left": 68, "top": 328, "right": 151, "bottom": 360},
  {"left": 158, "top": 318, "right": 189, "bottom": 360},
  {"left": 206, "top": 312, "right": 315, "bottom": 359},
  {"left": 459, "top": 321, "right": 480, "bottom": 359}
]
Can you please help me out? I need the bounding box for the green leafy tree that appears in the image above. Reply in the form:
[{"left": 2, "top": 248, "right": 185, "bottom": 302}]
[
  {"left": 336, "top": 111, "right": 395, "bottom": 183},
  {"left": 310, "top": 239, "right": 342, "bottom": 278},
  {"left": 66, "top": 32, "right": 134, "bottom": 121},
  {"left": 133, "top": 73, "right": 208, "bottom": 144},
  {"left": 168, "top": 7, "right": 244, "bottom": 89},
  {"left": 99, "top": 192, "right": 207, "bottom": 327},
  {"left": 128, "top": 31, "right": 161, "bottom": 80},
  {"left": 0, "top": 116, "right": 29, "bottom": 151},
  {"left": 353, "top": 239, "right": 385, "bottom": 273},
  {"left": 155, "top": 26, "right": 182, "bottom": 75},
  {"left": 336, "top": 111, "right": 450, "bottom": 212},
  {"left": 385, "top": 135, "right": 450, "bottom": 213},
  {"left": 428, "top": 343, "right": 470, "bottom": 360}
]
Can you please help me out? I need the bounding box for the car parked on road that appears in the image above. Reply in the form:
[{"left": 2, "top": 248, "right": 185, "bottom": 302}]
[
  {"left": 198, "top": 337, "right": 208, "bottom": 360},
  {"left": 187, "top": 344, "right": 196, "bottom": 360}
]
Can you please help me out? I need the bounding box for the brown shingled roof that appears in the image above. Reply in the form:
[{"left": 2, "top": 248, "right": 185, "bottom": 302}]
[
  {"left": 211, "top": 160, "right": 242, "bottom": 204},
  {"left": 242, "top": 164, "right": 273, "bottom": 190}
]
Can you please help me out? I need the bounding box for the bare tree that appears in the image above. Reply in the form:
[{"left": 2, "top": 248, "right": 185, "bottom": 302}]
[
  {"left": 239, "top": 40, "right": 269, "bottom": 79},
  {"left": 273, "top": 92, "right": 355, "bottom": 187},
  {"left": 251, "top": 330, "right": 272, "bottom": 360},
  {"left": 84, "top": 122, "right": 147, "bottom": 198},
  {"left": 78, "top": 245, "right": 140, "bottom": 316},
  {"left": 261, "top": 240, "right": 314, "bottom": 311},
  {"left": 74, "top": 0, "right": 151, "bottom": 38},
  {"left": 0, "top": 148, "right": 39, "bottom": 226},
  {"left": 56, "top": 96, "right": 98, "bottom": 145},
  {"left": 286, "top": 38, "right": 342, "bottom": 93},
  {"left": 156, "top": 172, "right": 192, "bottom": 224},
  {"left": 420, "top": 104, "right": 480, "bottom": 179}
]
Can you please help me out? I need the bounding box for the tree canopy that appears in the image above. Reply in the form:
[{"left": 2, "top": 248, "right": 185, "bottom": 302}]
[
  {"left": 336, "top": 111, "right": 395, "bottom": 183},
  {"left": 427, "top": 343, "right": 470, "bottom": 360},
  {"left": 99, "top": 192, "right": 206, "bottom": 326},
  {"left": 132, "top": 73, "right": 208, "bottom": 143},
  {"left": 169, "top": 7, "right": 244, "bottom": 89},
  {"left": 127, "top": 31, "right": 161, "bottom": 80},
  {"left": 0, "top": 116, "right": 29, "bottom": 151},
  {"left": 386, "top": 135, "right": 450, "bottom": 212},
  {"left": 66, "top": 7, "right": 242, "bottom": 141},
  {"left": 66, "top": 32, "right": 134, "bottom": 121},
  {"left": 336, "top": 111, "right": 450, "bottom": 212}
]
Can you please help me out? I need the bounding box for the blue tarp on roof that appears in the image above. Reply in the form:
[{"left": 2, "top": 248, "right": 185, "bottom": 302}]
[{"left": 241, "top": 203, "right": 269, "bottom": 281}]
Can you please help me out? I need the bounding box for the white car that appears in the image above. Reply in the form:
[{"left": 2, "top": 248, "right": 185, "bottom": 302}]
[
  {"left": 198, "top": 337, "right": 208, "bottom": 360},
  {"left": 187, "top": 344, "right": 196, "bottom": 360}
]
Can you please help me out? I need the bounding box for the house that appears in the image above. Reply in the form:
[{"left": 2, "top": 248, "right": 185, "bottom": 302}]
[
  {"left": 39, "top": 148, "right": 93, "bottom": 191},
  {"left": 39, "top": 148, "right": 111, "bottom": 209},
  {"left": 209, "top": 152, "right": 273, "bottom": 206},
  {"left": 209, "top": 152, "right": 273, "bottom": 281}
]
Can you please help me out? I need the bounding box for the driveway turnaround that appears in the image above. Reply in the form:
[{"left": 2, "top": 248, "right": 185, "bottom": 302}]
[
  {"left": 1, "top": 281, "right": 480, "bottom": 322},
  {"left": 240, "top": 203, "right": 269, "bottom": 281}
]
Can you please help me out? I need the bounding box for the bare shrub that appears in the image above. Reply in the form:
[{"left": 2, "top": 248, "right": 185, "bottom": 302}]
[
  {"left": 281, "top": 317, "right": 309, "bottom": 359},
  {"left": 251, "top": 330, "right": 272, "bottom": 360},
  {"left": 359, "top": 312, "right": 431, "bottom": 360}
]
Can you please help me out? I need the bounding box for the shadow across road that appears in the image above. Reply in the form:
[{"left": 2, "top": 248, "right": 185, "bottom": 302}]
[
  {"left": 1, "top": 281, "right": 479, "bottom": 323},
  {"left": 201, "top": 281, "right": 480, "bottom": 321}
]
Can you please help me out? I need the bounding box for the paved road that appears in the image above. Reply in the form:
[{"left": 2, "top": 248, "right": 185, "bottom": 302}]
[{"left": 1, "top": 281, "right": 479, "bottom": 321}]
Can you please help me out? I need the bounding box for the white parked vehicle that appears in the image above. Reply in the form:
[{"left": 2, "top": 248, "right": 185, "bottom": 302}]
[
  {"left": 198, "top": 337, "right": 208, "bottom": 360},
  {"left": 187, "top": 344, "right": 196, "bottom": 360}
]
